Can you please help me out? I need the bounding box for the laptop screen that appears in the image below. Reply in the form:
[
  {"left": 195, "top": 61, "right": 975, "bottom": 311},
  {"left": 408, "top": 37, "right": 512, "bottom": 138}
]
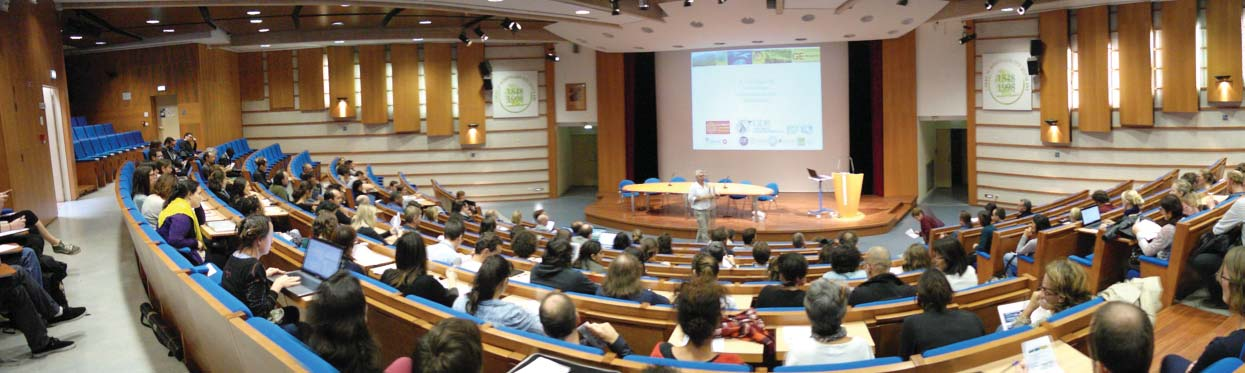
[
  {"left": 807, "top": 169, "right": 819, "bottom": 178},
  {"left": 1081, "top": 205, "right": 1102, "bottom": 226},
  {"left": 303, "top": 238, "right": 344, "bottom": 279}
]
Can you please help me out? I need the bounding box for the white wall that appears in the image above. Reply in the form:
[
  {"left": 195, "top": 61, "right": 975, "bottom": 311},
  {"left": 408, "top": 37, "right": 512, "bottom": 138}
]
[
  {"left": 553, "top": 42, "right": 597, "bottom": 124},
  {"left": 654, "top": 43, "right": 850, "bottom": 192},
  {"left": 917, "top": 21, "right": 967, "bottom": 118}
]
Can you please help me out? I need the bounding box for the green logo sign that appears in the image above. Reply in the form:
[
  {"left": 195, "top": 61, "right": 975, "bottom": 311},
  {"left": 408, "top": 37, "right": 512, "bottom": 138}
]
[
  {"left": 497, "top": 75, "right": 536, "bottom": 114},
  {"left": 984, "top": 58, "right": 1030, "bottom": 106}
]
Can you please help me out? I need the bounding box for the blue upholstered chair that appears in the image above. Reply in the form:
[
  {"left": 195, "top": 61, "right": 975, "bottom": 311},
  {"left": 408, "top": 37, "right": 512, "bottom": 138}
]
[
  {"left": 757, "top": 182, "right": 779, "bottom": 210},
  {"left": 618, "top": 179, "right": 638, "bottom": 211}
]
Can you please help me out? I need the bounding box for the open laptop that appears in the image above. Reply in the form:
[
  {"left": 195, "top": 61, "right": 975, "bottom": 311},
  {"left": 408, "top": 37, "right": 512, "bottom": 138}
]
[
  {"left": 1080, "top": 205, "right": 1102, "bottom": 226},
  {"left": 272, "top": 238, "right": 343, "bottom": 297},
  {"left": 807, "top": 168, "right": 831, "bottom": 180}
]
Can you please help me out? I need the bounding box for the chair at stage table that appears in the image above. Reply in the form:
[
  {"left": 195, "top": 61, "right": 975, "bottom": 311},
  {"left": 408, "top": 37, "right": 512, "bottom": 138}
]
[
  {"left": 618, "top": 179, "right": 638, "bottom": 211},
  {"left": 671, "top": 176, "right": 689, "bottom": 215},
  {"left": 643, "top": 177, "right": 663, "bottom": 210},
  {"left": 757, "top": 182, "right": 779, "bottom": 210},
  {"left": 728, "top": 180, "right": 751, "bottom": 217}
]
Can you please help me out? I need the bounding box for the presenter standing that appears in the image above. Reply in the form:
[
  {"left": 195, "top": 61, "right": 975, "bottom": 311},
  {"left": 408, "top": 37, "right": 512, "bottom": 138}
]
[{"left": 688, "top": 170, "right": 717, "bottom": 242}]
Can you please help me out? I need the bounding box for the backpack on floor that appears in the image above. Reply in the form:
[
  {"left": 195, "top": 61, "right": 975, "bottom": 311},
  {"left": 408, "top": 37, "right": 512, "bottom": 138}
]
[{"left": 139, "top": 302, "right": 183, "bottom": 361}]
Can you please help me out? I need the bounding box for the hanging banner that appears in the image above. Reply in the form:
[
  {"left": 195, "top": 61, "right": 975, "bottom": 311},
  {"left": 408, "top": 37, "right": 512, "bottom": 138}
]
[
  {"left": 982, "top": 53, "right": 1033, "bottom": 111},
  {"left": 492, "top": 71, "right": 540, "bottom": 118}
]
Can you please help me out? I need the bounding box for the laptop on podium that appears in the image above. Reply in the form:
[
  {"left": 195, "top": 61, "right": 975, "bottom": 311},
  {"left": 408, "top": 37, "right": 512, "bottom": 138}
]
[
  {"left": 807, "top": 168, "right": 832, "bottom": 181},
  {"left": 272, "top": 238, "right": 343, "bottom": 297}
]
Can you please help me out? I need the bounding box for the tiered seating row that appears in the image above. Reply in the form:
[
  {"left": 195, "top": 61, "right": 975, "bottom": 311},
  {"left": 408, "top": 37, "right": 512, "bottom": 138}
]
[{"left": 74, "top": 129, "right": 146, "bottom": 190}]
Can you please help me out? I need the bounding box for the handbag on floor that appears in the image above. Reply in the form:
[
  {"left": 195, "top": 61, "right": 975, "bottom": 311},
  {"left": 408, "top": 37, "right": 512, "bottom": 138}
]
[{"left": 139, "top": 302, "right": 183, "bottom": 361}]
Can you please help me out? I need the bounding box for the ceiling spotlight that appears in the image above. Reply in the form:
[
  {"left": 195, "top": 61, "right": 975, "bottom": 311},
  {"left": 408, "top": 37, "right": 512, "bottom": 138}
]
[
  {"left": 959, "top": 33, "right": 977, "bottom": 44},
  {"left": 69, "top": 35, "right": 83, "bottom": 40},
  {"left": 163, "top": 29, "right": 175, "bottom": 33},
  {"left": 412, "top": 38, "right": 424, "bottom": 42},
  {"left": 419, "top": 20, "right": 432, "bottom": 25},
  {"left": 984, "top": 0, "right": 998, "bottom": 10},
  {"left": 897, "top": 0, "right": 908, "bottom": 5},
  {"left": 459, "top": 32, "right": 473, "bottom": 46},
  {"left": 247, "top": 10, "right": 261, "bottom": 15},
  {"left": 639, "top": 0, "right": 650, "bottom": 10},
  {"left": 1018, "top": 0, "right": 1034, "bottom": 14},
  {"left": 718, "top": 0, "right": 727, "bottom": 3},
  {"left": 331, "top": 21, "right": 344, "bottom": 26},
  {"left": 684, "top": 0, "right": 693, "bottom": 6},
  {"left": 333, "top": 40, "right": 344, "bottom": 44},
  {"left": 260, "top": 44, "right": 271, "bottom": 48},
  {"left": 258, "top": 28, "right": 270, "bottom": 32},
  {"left": 610, "top": 0, "right": 621, "bottom": 15},
  {"left": 1001, "top": 7, "right": 1014, "bottom": 11},
  {"left": 545, "top": 48, "right": 559, "bottom": 62},
  {"left": 474, "top": 26, "right": 488, "bottom": 41},
  {"left": 575, "top": 9, "right": 590, "bottom": 15},
  {"left": 501, "top": 18, "right": 521, "bottom": 32},
  {"left": 146, "top": 19, "right": 160, "bottom": 24},
  {"left": 250, "top": 19, "right": 263, "bottom": 24},
  {"left": 95, "top": 41, "right": 107, "bottom": 45},
  {"left": 340, "top": 3, "right": 349, "bottom": 7}
]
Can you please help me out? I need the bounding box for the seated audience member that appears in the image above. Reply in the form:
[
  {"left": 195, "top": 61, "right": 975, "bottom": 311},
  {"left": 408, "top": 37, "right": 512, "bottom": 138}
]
[
  {"left": 541, "top": 292, "right": 634, "bottom": 356},
  {"left": 632, "top": 229, "right": 645, "bottom": 243},
  {"left": 688, "top": 253, "right": 739, "bottom": 310},
  {"left": 301, "top": 172, "right": 323, "bottom": 204},
  {"left": 179, "top": 132, "right": 198, "bottom": 156},
  {"left": 652, "top": 276, "right": 744, "bottom": 364},
  {"left": 1199, "top": 171, "right": 1245, "bottom": 309},
  {"left": 350, "top": 203, "right": 387, "bottom": 241},
  {"left": 1009, "top": 259, "right": 1092, "bottom": 328},
  {"left": 478, "top": 215, "right": 496, "bottom": 235},
  {"left": 1207, "top": 168, "right": 1223, "bottom": 186},
  {"left": 269, "top": 171, "right": 291, "bottom": 201},
  {"left": 252, "top": 157, "right": 270, "bottom": 186},
  {"left": 395, "top": 205, "right": 421, "bottom": 234},
  {"left": 0, "top": 195, "right": 81, "bottom": 255},
  {"left": 219, "top": 147, "right": 236, "bottom": 166},
  {"left": 426, "top": 218, "right": 465, "bottom": 266},
  {"left": 1182, "top": 171, "right": 1204, "bottom": 191},
  {"left": 235, "top": 196, "right": 262, "bottom": 218},
  {"left": 392, "top": 318, "right": 481, "bottom": 373},
  {"left": 382, "top": 233, "right": 458, "bottom": 307},
  {"left": 1069, "top": 207, "right": 1083, "bottom": 223},
  {"left": 1004, "top": 213, "right": 1052, "bottom": 277},
  {"left": 598, "top": 253, "right": 669, "bottom": 305},
  {"left": 572, "top": 223, "right": 593, "bottom": 247},
  {"left": 1163, "top": 246, "right": 1245, "bottom": 373},
  {"left": 849, "top": 247, "right": 916, "bottom": 306},
  {"left": 534, "top": 213, "right": 552, "bottom": 232},
  {"left": 157, "top": 180, "right": 208, "bottom": 264},
  {"left": 703, "top": 241, "right": 735, "bottom": 269},
  {"left": 222, "top": 216, "right": 304, "bottom": 332},
  {"left": 657, "top": 233, "right": 674, "bottom": 255},
  {"left": 611, "top": 232, "right": 633, "bottom": 249},
  {"left": 753, "top": 253, "right": 808, "bottom": 308},
  {"left": 155, "top": 159, "right": 175, "bottom": 176},
  {"left": 460, "top": 232, "right": 501, "bottom": 272},
  {"left": 132, "top": 165, "right": 156, "bottom": 208},
  {"left": 145, "top": 141, "right": 163, "bottom": 161},
  {"left": 554, "top": 228, "right": 573, "bottom": 244},
  {"left": 958, "top": 210, "right": 974, "bottom": 229},
  {"left": 785, "top": 279, "right": 874, "bottom": 366},
  {"left": 142, "top": 174, "right": 177, "bottom": 226},
  {"left": 572, "top": 240, "right": 607, "bottom": 274},
  {"left": 740, "top": 228, "right": 758, "bottom": 250},
  {"left": 510, "top": 230, "right": 540, "bottom": 262},
  {"left": 931, "top": 238, "right": 977, "bottom": 291},
  {"left": 751, "top": 241, "right": 772, "bottom": 268},
  {"left": 1134, "top": 195, "right": 1184, "bottom": 262},
  {"left": 993, "top": 207, "right": 1007, "bottom": 224},
  {"left": 902, "top": 244, "right": 931, "bottom": 272},
  {"left": 1017, "top": 199, "right": 1034, "bottom": 218},
  {"left": 0, "top": 264, "right": 79, "bottom": 357},
  {"left": 1172, "top": 180, "right": 1210, "bottom": 215},
  {"left": 911, "top": 207, "right": 945, "bottom": 243},
  {"left": 823, "top": 244, "right": 866, "bottom": 281},
  {"left": 1121, "top": 189, "right": 1144, "bottom": 216},
  {"left": 531, "top": 239, "right": 599, "bottom": 294},
  {"left": 984, "top": 202, "right": 998, "bottom": 215},
  {"left": 1091, "top": 190, "right": 1116, "bottom": 212},
  {"left": 899, "top": 270, "right": 986, "bottom": 358},
  {"left": 1090, "top": 302, "right": 1153, "bottom": 373},
  {"left": 225, "top": 178, "right": 248, "bottom": 209},
  {"left": 329, "top": 226, "right": 366, "bottom": 274},
  {"left": 973, "top": 210, "right": 995, "bottom": 252},
  {"left": 454, "top": 190, "right": 478, "bottom": 215},
  {"left": 319, "top": 187, "right": 352, "bottom": 225},
  {"left": 453, "top": 256, "right": 544, "bottom": 334},
  {"left": 837, "top": 231, "right": 859, "bottom": 251},
  {"left": 791, "top": 232, "right": 806, "bottom": 249},
  {"left": 292, "top": 182, "right": 316, "bottom": 212},
  {"left": 724, "top": 229, "right": 735, "bottom": 245},
  {"left": 301, "top": 213, "right": 338, "bottom": 249},
  {"left": 307, "top": 272, "right": 378, "bottom": 373},
  {"left": 639, "top": 237, "right": 662, "bottom": 264},
  {"left": 1226, "top": 170, "right": 1245, "bottom": 198}
]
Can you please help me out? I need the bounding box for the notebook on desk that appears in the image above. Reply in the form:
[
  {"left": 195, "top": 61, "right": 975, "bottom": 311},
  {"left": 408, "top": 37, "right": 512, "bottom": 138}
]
[
  {"left": 0, "top": 228, "right": 28, "bottom": 238},
  {"left": 271, "top": 238, "right": 343, "bottom": 297}
]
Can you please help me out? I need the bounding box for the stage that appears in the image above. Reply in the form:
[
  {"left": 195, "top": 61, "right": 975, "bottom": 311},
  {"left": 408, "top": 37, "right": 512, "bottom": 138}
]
[{"left": 584, "top": 192, "right": 915, "bottom": 242}]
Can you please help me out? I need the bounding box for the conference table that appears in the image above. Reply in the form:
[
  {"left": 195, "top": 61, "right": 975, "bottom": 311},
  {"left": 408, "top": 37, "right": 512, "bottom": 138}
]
[{"left": 621, "top": 182, "right": 774, "bottom": 215}]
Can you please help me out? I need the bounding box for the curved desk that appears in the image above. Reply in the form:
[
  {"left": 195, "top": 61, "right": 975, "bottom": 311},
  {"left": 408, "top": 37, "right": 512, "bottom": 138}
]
[{"left": 623, "top": 182, "right": 774, "bottom": 215}]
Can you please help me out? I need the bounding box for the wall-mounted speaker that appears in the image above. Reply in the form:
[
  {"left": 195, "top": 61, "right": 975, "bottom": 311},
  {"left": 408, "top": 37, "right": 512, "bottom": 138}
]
[
  {"left": 1030, "top": 40, "right": 1045, "bottom": 57},
  {"left": 1027, "top": 60, "right": 1041, "bottom": 76}
]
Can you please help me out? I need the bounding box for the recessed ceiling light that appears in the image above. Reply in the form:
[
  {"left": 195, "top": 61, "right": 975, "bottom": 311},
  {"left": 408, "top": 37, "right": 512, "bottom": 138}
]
[
  {"left": 752, "top": 40, "right": 763, "bottom": 43},
  {"left": 419, "top": 20, "right": 432, "bottom": 25},
  {"left": 575, "top": 10, "right": 590, "bottom": 15},
  {"left": 146, "top": 19, "right": 160, "bottom": 24},
  {"left": 163, "top": 29, "right": 175, "bottom": 33},
  {"left": 412, "top": 38, "right": 424, "bottom": 42},
  {"left": 843, "top": 33, "right": 856, "bottom": 38},
  {"left": 260, "top": 44, "right": 271, "bottom": 48},
  {"left": 331, "top": 21, "right": 344, "bottom": 26},
  {"left": 795, "top": 37, "right": 807, "bottom": 41},
  {"left": 247, "top": 10, "right": 261, "bottom": 15},
  {"left": 258, "top": 28, "right": 270, "bottom": 33},
  {"left": 801, "top": 14, "right": 815, "bottom": 22},
  {"left": 250, "top": 19, "right": 263, "bottom": 24},
  {"left": 673, "top": 45, "right": 684, "bottom": 48},
  {"left": 714, "top": 42, "right": 725, "bottom": 45},
  {"left": 488, "top": 0, "right": 504, "bottom": 2},
  {"left": 901, "top": 18, "right": 915, "bottom": 25},
  {"left": 95, "top": 41, "right": 107, "bottom": 45},
  {"left": 340, "top": 3, "right": 350, "bottom": 7},
  {"left": 1001, "top": 7, "right": 1014, "bottom": 12},
  {"left": 69, "top": 35, "right": 83, "bottom": 40},
  {"left": 860, "top": 15, "right": 874, "bottom": 23},
  {"left": 333, "top": 40, "right": 345, "bottom": 44}
]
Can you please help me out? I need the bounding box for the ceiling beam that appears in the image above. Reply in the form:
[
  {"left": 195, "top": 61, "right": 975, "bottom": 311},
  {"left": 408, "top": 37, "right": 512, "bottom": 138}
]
[
  {"left": 381, "top": 8, "right": 404, "bottom": 27},
  {"left": 229, "top": 26, "right": 564, "bottom": 47},
  {"left": 199, "top": 6, "right": 218, "bottom": 29},
  {"left": 75, "top": 10, "right": 144, "bottom": 40}
]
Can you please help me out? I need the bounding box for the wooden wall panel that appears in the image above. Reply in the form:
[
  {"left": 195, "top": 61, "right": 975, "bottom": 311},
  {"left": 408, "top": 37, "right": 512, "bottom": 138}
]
[
  {"left": 881, "top": 32, "right": 918, "bottom": 198},
  {"left": 358, "top": 45, "right": 388, "bottom": 124},
  {"left": 1040, "top": 10, "right": 1071, "bottom": 144},
  {"left": 966, "top": 20, "right": 978, "bottom": 205},
  {"left": 545, "top": 43, "right": 559, "bottom": 198},
  {"left": 1206, "top": 0, "right": 1243, "bottom": 104},
  {"left": 1162, "top": 0, "right": 1198, "bottom": 112},
  {"left": 596, "top": 52, "right": 627, "bottom": 199},
  {"left": 456, "top": 44, "right": 486, "bottom": 144},
  {"left": 390, "top": 45, "right": 421, "bottom": 133},
  {"left": 1076, "top": 6, "right": 1110, "bottom": 132},
  {"left": 296, "top": 48, "right": 326, "bottom": 111},
  {"left": 238, "top": 52, "right": 264, "bottom": 102},
  {"left": 423, "top": 44, "right": 454, "bottom": 136},
  {"left": 66, "top": 45, "right": 200, "bottom": 139},
  {"left": 326, "top": 46, "right": 356, "bottom": 119},
  {"left": 197, "top": 46, "right": 242, "bottom": 147},
  {"left": 266, "top": 51, "right": 295, "bottom": 110},
  {"left": 1117, "top": 2, "right": 1153, "bottom": 127}
]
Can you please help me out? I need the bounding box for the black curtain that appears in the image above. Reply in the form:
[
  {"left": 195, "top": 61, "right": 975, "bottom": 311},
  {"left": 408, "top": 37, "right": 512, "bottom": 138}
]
[
  {"left": 848, "top": 41, "right": 882, "bottom": 195},
  {"left": 626, "top": 53, "right": 659, "bottom": 181}
]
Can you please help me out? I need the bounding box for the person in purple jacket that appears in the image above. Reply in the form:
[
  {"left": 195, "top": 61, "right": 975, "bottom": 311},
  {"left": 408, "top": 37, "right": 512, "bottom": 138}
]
[{"left": 157, "top": 179, "right": 208, "bottom": 265}]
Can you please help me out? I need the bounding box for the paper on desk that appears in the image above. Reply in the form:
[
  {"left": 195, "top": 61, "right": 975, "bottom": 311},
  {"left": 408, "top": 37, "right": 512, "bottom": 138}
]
[
  {"left": 352, "top": 244, "right": 394, "bottom": 267},
  {"left": 1021, "top": 336, "right": 1062, "bottom": 373},
  {"left": 205, "top": 263, "right": 219, "bottom": 278},
  {"left": 370, "top": 263, "right": 397, "bottom": 276},
  {"left": 889, "top": 266, "right": 904, "bottom": 275},
  {"left": 513, "top": 356, "right": 570, "bottom": 373},
  {"left": 206, "top": 220, "right": 236, "bottom": 232},
  {"left": 680, "top": 335, "right": 726, "bottom": 351},
  {"left": 510, "top": 271, "right": 531, "bottom": 283},
  {"left": 0, "top": 243, "right": 23, "bottom": 255},
  {"left": 546, "top": 221, "right": 556, "bottom": 231},
  {"left": 599, "top": 233, "right": 617, "bottom": 248},
  {"left": 998, "top": 300, "right": 1030, "bottom": 331},
  {"left": 905, "top": 229, "right": 921, "bottom": 239},
  {"left": 0, "top": 228, "right": 29, "bottom": 238}
]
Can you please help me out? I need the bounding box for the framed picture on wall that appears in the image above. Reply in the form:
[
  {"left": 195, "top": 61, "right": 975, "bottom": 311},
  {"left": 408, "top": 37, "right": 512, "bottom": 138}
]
[{"left": 566, "top": 83, "right": 587, "bottom": 111}]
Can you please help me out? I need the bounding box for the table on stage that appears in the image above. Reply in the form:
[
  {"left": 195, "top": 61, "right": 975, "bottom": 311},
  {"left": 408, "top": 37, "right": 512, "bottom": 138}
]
[{"left": 621, "top": 182, "right": 774, "bottom": 215}]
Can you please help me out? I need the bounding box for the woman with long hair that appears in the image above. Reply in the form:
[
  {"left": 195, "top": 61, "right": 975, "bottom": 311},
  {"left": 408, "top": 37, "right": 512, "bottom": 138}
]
[
  {"left": 1009, "top": 259, "right": 1093, "bottom": 328},
  {"left": 221, "top": 215, "right": 304, "bottom": 332},
  {"left": 157, "top": 179, "right": 208, "bottom": 265},
  {"left": 686, "top": 253, "right": 738, "bottom": 310},
  {"left": 331, "top": 225, "right": 366, "bottom": 274},
  {"left": 930, "top": 238, "right": 977, "bottom": 291},
  {"left": 351, "top": 203, "right": 387, "bottom": 240},
  {"left": 131, "top": 165, "right": 156, "bottom": 208},
  {"left": 598, "top": 253, "right": 669, "bottom": 305},
  {"left": 143, "top": 174, "right": 177, "bottom": 226},
  {"left": 899, "top": 270, "right": 985, "bottom": 358},
  {"left": 451, "top": 256, "right": 544, "bottom": 335},
  {"left": 381, "top": 233, "right": 457, "bottom": 306},
  {"left": 902, "top": 243, "right": 931, "bottom": 272},
  {"left": 307, "top": 272, "right": 378, "bottom": 373},
  {"left": 651, "top": 275, "right": 744, "bottom": 364},
  {"left": 572, "top": 240, "right": 606, "bottom": 274},
  {"left": 1163, "top": 247, "right": 1245, "bottom": 372}
]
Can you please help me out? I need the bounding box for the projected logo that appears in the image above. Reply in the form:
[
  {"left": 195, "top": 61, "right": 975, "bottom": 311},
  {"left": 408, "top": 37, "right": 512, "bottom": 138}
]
[
  {"left": 492, "top": 71, "right": 540, "bottom": 118},
  {"left": 982, "top": 53, "right": 1032, "bottom": 111},
  {"left": 705, "top": 121, "right": 731, "bottom": 134}
]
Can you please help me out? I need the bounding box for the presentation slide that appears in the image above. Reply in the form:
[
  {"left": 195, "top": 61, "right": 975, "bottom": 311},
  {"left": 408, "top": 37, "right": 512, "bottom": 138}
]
[{"left": 690, "top": 47, "right": 823, "bottom": 151}]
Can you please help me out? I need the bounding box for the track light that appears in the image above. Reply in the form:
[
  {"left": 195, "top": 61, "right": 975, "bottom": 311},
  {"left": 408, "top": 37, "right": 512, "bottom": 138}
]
[
  {"left": 1018, "top": 0, "right": 1033, "bottom": 14},
  {"left": 611, "top": 0, "right": 621, "bottom": 15},
  {"left": 684, "top": 0, "right": 693, "bottom": 6},
  {"left": 959, "top": 33, "right": 977, "bottom": 44},
  {"left": 718, "top": 0, "right": 727, "bottom": 4},
  {"left": 501, "top": 18, "right": 521, "bottom": 32},
  {"left": 984, "top": 0, "right": 997, "bottom": 10},
  {"left": 545, "top": 48, "right": 559, "bottom": 62},
  {"left": 459, "top": 31, "right": 472, "bottom": 46},
  {"left": 474, "top": 26, "right": 488, "bottom": 41},
  {"left": 638, "top": 0, "right": 650, "bottom": 10},
  {"left": 897, "top": 0, "right": 908, "bottom": 5}
]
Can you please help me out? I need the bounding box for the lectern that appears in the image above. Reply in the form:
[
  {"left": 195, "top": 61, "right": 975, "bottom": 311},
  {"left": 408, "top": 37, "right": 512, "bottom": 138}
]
[{"left": 831, "top": 172, "right": 864, "bottom": 219}]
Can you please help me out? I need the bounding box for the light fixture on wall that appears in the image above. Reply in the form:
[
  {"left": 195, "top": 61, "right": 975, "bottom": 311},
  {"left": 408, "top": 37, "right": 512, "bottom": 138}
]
[
  {"left": 684, "top": 0, "right": 693, "bottom": 6},
  {"left": 545, "top": 48, "right": 560, "bottom": 62},
  {"left": 1018, "top": 0, "right": 1034, "bottom": 15},
  {"left": 459, "top": 31, "right": 472, "bottom": 46},
  {"left": 984, "top": 0, "right": 997, "bottom": 10},
  {"left": 335, "top": 97, "right": 349, "bottom": 118},
  {"left": 1214, "top": 75, "right": 1234, "bottom": 102},
  {"left": 500, "top": 18, "right": 521, "bottom": 32},
  {"left": 474, "top": 26, "right": 488, "bottom": 41},
  {"left": 638, "top": 0, "right": 650, "bottom": 10},
  {"left": 467, "top": 123, "right": 480, "bottom": 129}
]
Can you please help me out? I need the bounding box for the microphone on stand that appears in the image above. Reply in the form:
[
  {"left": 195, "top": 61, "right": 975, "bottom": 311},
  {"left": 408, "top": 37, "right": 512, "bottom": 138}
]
[
  {"left": 849, "top": 157, "right": 855, "bottom": 174},
  {"left": 668, "top": 172, "right": 675, "bottom": 186}
]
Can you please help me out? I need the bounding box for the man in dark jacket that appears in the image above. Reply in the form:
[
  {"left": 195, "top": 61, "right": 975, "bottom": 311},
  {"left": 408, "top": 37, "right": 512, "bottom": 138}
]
[
  {"left": 848, "top": 246, "right": 916, "bottom": 306},
  {"left": 530, "top": 239, "right": 599, "bottom": 294}
]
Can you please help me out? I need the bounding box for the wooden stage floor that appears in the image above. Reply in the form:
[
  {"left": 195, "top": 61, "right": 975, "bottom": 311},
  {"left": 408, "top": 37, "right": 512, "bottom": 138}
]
[{"left": 584, "top": 192, "right": 915, "bottom": 241}]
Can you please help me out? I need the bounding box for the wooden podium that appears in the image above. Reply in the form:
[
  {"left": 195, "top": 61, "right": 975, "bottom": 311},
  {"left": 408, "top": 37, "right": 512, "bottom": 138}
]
[{"left": 831, "top": 172, "right": 865, "bottom": 219}]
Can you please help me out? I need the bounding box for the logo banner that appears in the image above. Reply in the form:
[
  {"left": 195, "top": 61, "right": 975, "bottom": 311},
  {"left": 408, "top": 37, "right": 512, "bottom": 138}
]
[
  {"left": 982, "top": 53, "right": 1033, "bottom": 111},
  {"left": 492, "top": 71, "right": 540, "bottom": 118}
]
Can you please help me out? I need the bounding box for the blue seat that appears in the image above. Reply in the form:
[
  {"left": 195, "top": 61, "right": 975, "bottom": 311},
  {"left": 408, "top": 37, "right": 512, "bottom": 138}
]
[
  {"left": 622, "top": 355, "right": 750, "bottom": 372},
  {"left": 349, "top": 271, "right": 400, "bottom": 294},
  {"left": 191, "top": 263, "right": 224, "bottom": 284},
  {"left": 72, "top": 127, "right": 85, "bottom": 140},
  {"left": 497, "top": 326, "right": 604, "bottom": 355},
  {"left": 101, "top": 123, "right": 114, "bottom": 135},
  {"left": 774, "top": 357, "right": 905, "bottom": 372},
  {"left": 923, "top": 325, "right": 1034, "bottom": 358},
  {"left": 671, "top": 176, "right": 687, "bottom": 183},
  {"left": 618, "top": 179, "right": 638, "bottom": 211},
  {"left": 1138, "top": 255, "right": 1168, "bottom": 268},
  {"left": 245, "top": 318, "right": 340, "bottom": 372},
  {"left": 855, "top": 296, "right": 916, "bottom": 307},
  {"left": 156, "top": 244, "right": 194, "bottom": 270},
  {"left": 189, "top": 273, "right": 252, "bottom": 318},
  {"left": 1069, "top": 255, "right": 1092, "bottom": 267},
  {"left": 403, "top": 295, "right": 485, "bottom": 324},
  {"left": 1204, "top": 358, "right": 1245, "bottom": 373},
  {"left": 757, "top": 182, "right": 779, "bottom": 209},
  {"left": 1045, "top": 297, "right": 1104, "bottom": 323}
]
